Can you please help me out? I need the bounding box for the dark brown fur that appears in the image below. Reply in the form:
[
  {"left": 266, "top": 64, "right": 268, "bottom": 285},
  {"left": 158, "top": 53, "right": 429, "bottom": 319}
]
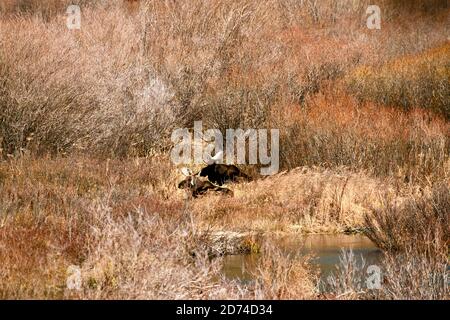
[{"left": 197, "top": 164, "right": 251, "bottom": 186}]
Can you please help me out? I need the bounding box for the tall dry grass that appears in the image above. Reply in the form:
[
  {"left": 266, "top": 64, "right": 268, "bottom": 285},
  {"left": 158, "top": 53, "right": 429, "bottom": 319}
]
[
  {"left": 190, "top": 166, "right": 394, "bottom": 234},
  {"left": 2, "top": 156, "right": 447, "bottom": 299},
  {"left": 0, "top": 0, "right": 448, "bottom": 300}
]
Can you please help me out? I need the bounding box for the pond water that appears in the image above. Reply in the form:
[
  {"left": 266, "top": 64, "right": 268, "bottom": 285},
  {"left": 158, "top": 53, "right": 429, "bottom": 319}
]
[{"left": 222, "top": 234, "right": 383, "bottom": 283}]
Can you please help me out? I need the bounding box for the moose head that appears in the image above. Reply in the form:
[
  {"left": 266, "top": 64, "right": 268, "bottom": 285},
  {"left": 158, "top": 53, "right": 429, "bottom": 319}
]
[{"left": 178, "top": 167, "right": 233, "bottom": 198}]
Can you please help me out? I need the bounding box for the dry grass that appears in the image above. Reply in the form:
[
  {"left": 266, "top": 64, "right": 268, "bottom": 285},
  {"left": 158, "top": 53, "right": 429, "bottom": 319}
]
[
  {"left": 323, "top": 182, "right": 449, "bottom": 300},
  {"left": 324, "top": 248, "right": 448, "bottom": 300},
  {"left": 364, "top": 183, "right": 449, "bottom": 258},
  {"left": 273, "top": 91, "right": 449, "bottom": 182},
  {"left": 347, "top": 42, "right": 450, "bottom": 118},
  {"left": 0, "top": 155, "right": 179, "bottom": 298},
  {"left": 0, "top": 0, "right": 448, "bottom": 300},
  {"left": 1, "top": 156, "right": 447, "bottom": 299},
  {"left": 250, "top": 243, "right": 319, "bottom": 299},
  {"left": 0, "top": 156, "right": 322, "bottom": 299},
  {"left": 191, "top": 166, "right": 395, "bottom": 234}
]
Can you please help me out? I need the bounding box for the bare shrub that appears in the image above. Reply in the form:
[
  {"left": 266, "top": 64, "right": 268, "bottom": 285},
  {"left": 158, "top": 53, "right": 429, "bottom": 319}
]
[
  {"left": 78, "top": 200, "right": 228, "bottom": 299},
  {"left": 251, "top": 242, "right": 319, "bottom": 299},
  {"left": 0, "top": 6, "right": 178, "bottom": 157},
  {"left": 377, "top": 250, "right": 448, "bottom": 300},
  {"left": 325, "top": 248, "right": 449, "bottom": 300},
  {"left": 0, "top": 0, "right": 448, "bottom": 163},
  {"left": 273, "top": 91, "right": 449, "bottom": 183},
  {"left": 364, "top": 183, "right": 449, "bottom": 258},
  {"left": 322, "top": 250, "right": 372, "bottom": 299},
  {"left": 347, "top": 43, "right": 450, "bottom": 119}
]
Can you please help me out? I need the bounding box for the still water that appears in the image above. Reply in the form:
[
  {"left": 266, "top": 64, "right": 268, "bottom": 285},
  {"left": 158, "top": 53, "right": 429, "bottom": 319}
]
[{"left": 222, "top": 234, "right": 382, "bottom": 282}]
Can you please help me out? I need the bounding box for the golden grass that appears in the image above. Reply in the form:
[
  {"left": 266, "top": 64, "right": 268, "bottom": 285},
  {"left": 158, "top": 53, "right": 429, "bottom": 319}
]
[{"left": 191, "top": 166, "right": 394, "bottom": 234}]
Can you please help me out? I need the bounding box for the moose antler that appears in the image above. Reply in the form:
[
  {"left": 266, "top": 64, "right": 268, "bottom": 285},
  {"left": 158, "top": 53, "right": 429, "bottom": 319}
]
[{"left": 204, "top": 150, "right": 224, "bottom": 165}]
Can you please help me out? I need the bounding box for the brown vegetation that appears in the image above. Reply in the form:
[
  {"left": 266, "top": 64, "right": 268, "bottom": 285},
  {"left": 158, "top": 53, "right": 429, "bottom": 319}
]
[
  {"left": 347, "top": 43, "right": 450, "bottom": 118},
  {"left": 0, "top": 0, "right": 448, "bottom": 299}
]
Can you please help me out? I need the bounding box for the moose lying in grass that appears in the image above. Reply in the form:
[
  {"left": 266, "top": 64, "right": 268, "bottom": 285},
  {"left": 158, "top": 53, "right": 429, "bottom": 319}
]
[
  {"left": 178, "top": 164, "right": 251, "bottom": 198},
  {"left": 178, "top": 168, "right": 233, "bottom": 198}
]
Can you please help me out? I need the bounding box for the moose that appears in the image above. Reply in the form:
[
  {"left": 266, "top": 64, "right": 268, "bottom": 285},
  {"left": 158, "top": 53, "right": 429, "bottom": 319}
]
[
  {"left": 177, "top": 163, "right": 251, "bottom": 197},
  {"left": 178, "top": 168, "right": 233, "bottom": 198},
  {"left": 198, "top": 163, "right": 251, "bottom": 186}
]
